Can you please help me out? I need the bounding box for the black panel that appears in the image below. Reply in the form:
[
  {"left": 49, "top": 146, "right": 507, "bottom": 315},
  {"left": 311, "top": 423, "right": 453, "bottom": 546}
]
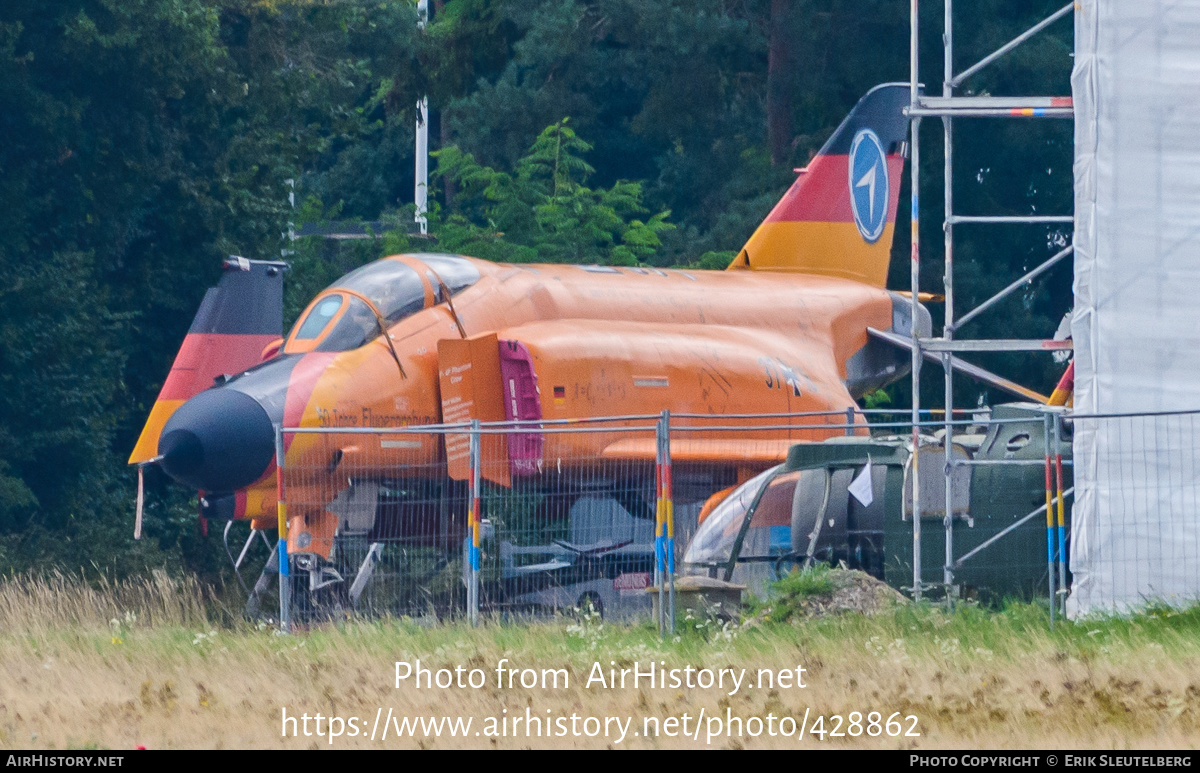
[
  {"left": 188, "top": 259, "right": 286, "bottom": 336},
  {"left": 817, "top": 83, "right": 912, "bottom": 157}
]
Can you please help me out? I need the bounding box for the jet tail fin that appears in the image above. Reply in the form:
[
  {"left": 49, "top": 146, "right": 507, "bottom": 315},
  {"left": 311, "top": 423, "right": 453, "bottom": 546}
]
[
  {"left": 730, "top": 83, "right": 911, "bottom": 288},
  {"left": 128, "top": 257, "right": 287, "bottom": 464}
]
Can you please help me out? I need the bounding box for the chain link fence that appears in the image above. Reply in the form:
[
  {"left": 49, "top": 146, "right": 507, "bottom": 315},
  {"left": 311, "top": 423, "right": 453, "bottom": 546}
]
[
  {"left": 258, "top": 407, "right": 1088, "bottom": 631},
  {"left": 1066, "top": 410, "right": 1200, "bottom": 616}
]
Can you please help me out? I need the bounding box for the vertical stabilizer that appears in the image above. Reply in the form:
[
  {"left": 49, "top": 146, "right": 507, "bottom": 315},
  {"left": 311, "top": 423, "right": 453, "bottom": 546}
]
[
  {"left": 129, "top": 258, "right": 286, "bottom": 464},
  {"left": 730, "top": 84, "right": 910, "bottom": 287}
]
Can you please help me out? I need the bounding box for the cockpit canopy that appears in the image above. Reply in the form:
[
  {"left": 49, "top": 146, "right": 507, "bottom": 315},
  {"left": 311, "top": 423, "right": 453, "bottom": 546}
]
[
  {"left": 285, "top": 254, "right": 480, "bottom": 353},
  {"left": 684, "top": 466, "right": 783, "bottom": 567}
]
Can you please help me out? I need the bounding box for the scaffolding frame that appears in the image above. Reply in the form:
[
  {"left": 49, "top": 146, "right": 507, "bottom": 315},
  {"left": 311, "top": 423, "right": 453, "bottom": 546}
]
[{"left": 907, "top": 1, "right": 1075, "bottom": 601}]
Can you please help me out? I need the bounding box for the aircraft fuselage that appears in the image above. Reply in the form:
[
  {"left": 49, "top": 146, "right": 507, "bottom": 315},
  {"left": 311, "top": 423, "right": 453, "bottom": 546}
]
[{"left": 156, "top": 254, "right": 904, "bottom": 524}]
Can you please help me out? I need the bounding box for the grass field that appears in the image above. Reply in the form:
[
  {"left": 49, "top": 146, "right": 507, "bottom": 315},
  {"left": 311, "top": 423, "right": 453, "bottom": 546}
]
[{"left": 1, "top": 571, "right": 1199, "bottom": 750}]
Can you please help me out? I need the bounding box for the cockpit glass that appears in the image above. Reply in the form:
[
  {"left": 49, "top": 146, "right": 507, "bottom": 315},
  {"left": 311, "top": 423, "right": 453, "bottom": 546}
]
[
  {"left": 294, "top": 295, "right": 343, "bottom": 340},
  {"left": 684, "top": 466, "right": 780, "bottom": 566},
  {"left": 287, "top": 256, "right": 482, "bottom": 353},
  {"left": 737, "top": 470, "right": 802, "bottom": 560},
  {"left": 421, "top": 254, "right": 481, "bottom": 302},
  {"left": 315, "top": 295, "right": 378, "bottom": 352},
  {"left": 334, "top": 259, "right": 426, "bottom": 324}
]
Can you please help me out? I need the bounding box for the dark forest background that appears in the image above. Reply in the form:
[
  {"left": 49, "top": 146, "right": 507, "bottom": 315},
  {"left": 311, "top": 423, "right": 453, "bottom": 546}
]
[{"left": 0, "top": 0, "right": 1073, "bottom": 582}]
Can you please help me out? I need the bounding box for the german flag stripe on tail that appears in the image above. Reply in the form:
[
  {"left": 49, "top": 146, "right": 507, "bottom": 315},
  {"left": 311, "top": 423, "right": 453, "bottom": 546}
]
[
  {"left": 129, "top": 258, "right": 286, "bottom": 464},
  {"left": 730, "top": 84, "right": 911, "bottom": 288}
]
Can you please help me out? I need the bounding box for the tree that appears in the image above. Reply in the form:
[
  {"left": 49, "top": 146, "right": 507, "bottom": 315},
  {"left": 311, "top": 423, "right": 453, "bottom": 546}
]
[{"left": 383, "top": 119, "right": 673, "bottom": 266}]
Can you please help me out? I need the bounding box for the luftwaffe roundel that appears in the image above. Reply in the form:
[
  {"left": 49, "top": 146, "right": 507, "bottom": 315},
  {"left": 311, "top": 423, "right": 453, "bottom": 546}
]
[{"left": 848, "top": 128, "right": 889, "bottom": 244}]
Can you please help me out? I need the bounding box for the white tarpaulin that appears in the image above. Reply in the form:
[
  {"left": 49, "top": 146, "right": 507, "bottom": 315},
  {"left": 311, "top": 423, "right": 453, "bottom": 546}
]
[{"left": 1070, "top": 1, "right": 1200, "bottom": 615}]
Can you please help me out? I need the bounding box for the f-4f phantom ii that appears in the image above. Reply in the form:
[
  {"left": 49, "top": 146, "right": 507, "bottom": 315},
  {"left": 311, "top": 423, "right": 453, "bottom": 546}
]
[{"left": 131, "top": 84, "right": 1034, "bottom": 594}]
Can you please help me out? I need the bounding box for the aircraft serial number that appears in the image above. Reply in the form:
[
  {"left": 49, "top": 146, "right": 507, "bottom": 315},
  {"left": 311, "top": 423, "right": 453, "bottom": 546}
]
[{"left": 758, "top": 356, "right": 804, "bottom": 397}]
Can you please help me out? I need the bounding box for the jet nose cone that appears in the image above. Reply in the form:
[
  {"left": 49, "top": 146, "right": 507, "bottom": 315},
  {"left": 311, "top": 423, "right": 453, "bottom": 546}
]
[{"left": 159, "top": 388, "right": 275, "bottom": 492}]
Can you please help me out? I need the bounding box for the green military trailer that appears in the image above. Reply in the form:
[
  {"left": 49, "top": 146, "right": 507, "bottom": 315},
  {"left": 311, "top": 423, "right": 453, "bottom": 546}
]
[{"left": 682, "top": 404, "right": 1071, "bottom": 602}]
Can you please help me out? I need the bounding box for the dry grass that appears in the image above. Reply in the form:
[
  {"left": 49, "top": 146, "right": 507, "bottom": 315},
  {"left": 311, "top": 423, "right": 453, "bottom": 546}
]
[
  {"left": 2, "top": 573, "right": 1200, "bottom": 750},
  {"left": 0, "top": 571, "right": 214, "bottom": 634}
]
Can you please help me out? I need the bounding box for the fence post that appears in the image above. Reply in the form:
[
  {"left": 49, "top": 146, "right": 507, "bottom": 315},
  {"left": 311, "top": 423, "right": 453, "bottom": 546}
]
[
  {"left": 1054, "top": 413, "right": 1068, "bottom": 617},
  {"left": 655, "top": 414, "right": 666, "bottom": 638},
  {"left": 468, "top": 419, "right": 481, "bottom": 626},
  {"left": 912, "top": 418, "right": 923, "bottom": 601},
  {"left": 944, "top": 410, "right": 955, "bottom": 609},
  {"left": 663, "top": 409, "right": 676, "bottom": 636},
  {"left": 1043, "top": 412, "right": 1056, "bottom": 628},
  {"left": 274, "top": 424, "right": 290, "bottom": 634}
]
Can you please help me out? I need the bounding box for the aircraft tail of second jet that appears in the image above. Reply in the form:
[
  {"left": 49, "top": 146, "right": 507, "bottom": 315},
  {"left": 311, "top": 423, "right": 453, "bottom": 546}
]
[
  {"left": 729, "top": 83, "right": 910, "bottom": 288},
  {"left": 128, "top": 257, "right": 286, "bottom": 465}
]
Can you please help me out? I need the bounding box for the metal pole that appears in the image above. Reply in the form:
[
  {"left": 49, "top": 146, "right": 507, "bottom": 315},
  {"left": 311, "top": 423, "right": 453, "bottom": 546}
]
[
  {"left": 950, "top": 245, "right": 1073, "bottom": 333},
  {"left": 910, "top": 0, "right": 920, "bottom": 108},
  {"left": 907, "top": 107, "right": 1073, "bottom": 119},
  {"left": 415, "top": 97, "right": 428, "bottom": 235},
  {"left": 663, "top": 410, "right": 676, "bottom": 635},
  {"left": 942, "top": 0, "right": 955, "bottom": 605},
  {"left": 282, "top": 179, "right": 296, "bottom": 260},
  {"left": 1054, "top": 413, "right": 1068, "bottom": 616},
  {"left": 902, "top": 0, "right": 921, "bottom": 604},
  {"left": 1043, "top": 413, "right": 1056, "bottom": 627},
  {"left": 468, "top": 419, "right": 481, "bottom": 626},
  {"left": 947, "top": 215, "right": 1074, "bottom": 224},
  {"left": 953, "top": 487, "right": 1074, "bottom": 569},
  {"left": 950, "top": 2, "right": 1073, "bottom": 88},
  {"left": 909, "top": 0, "right": 922, "bottom": 604},
  {"left": 414, "top": 0, "right": 429, "bottom": 235},
  {"left": 942, "top": 367, "right": 954, "bottom": 604},
  {"left": 909, "top": 117, "right": 923, "bottom": 599},
  {"left": 134, "top": 463, "right": 145, "bottom": 540},
  {"left": 275, "top": 425, "right": 290, "bottom": 633},
  {"left": 655, "top": 414, "right": 666, "bottom": 638}
]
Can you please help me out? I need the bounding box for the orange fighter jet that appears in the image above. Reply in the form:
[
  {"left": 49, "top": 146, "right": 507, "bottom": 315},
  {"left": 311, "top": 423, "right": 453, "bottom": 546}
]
[{"left": 131, "top": 84, "right": 953, "bottom": 584}]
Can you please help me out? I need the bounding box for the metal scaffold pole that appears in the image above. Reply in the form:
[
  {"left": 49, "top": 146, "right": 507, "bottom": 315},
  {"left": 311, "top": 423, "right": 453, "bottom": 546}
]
[
  {"left": 1053, "top": 413, "right": 1068, "bottom": 617},
  {"left": 1043, "top": 412, "right": 1056, "bottom": 627},
  {"left": 414, "top": 0, "right": 429, "bottom": 235},
  {"left": 942, "top": 0, "right": 956, "bottom": 604},
  {"left": 909, "top": 0, "right": 1073, "bottom": 611},
  {"left": 909, "top": 0, "right": 923, "bottom": 602},
  {"left": 655, "top": 414, "right": 666, "bottom": 637}
]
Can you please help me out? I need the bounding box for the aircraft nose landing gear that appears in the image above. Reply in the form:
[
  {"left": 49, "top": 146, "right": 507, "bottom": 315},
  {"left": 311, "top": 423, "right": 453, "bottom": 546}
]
[
  {"left": 296, "top": 553, "right": 346, "bottom": 591},
  {"left": 291, "top": 553, "right": 350, "bottom": 622}
]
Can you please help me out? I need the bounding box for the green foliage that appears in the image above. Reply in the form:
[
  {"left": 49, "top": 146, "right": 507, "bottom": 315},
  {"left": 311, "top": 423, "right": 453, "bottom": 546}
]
[
  {"left": 443, "top": 0, "right": 772, "bottom": 252},
  {"left": 688, "top": 251, "right": 737, "bottom": 271},
  {"left": 753, "top": 565, "right": 839, "bottom": 623},
  {"left": 861, "top": 389, "right": 893, "bottom": 410},
  {"left": 386, "top": 119, "right": 674, "bottom": 266},
  {"left": 481, "top": 487, "right": 567, "bottom": 549}
]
